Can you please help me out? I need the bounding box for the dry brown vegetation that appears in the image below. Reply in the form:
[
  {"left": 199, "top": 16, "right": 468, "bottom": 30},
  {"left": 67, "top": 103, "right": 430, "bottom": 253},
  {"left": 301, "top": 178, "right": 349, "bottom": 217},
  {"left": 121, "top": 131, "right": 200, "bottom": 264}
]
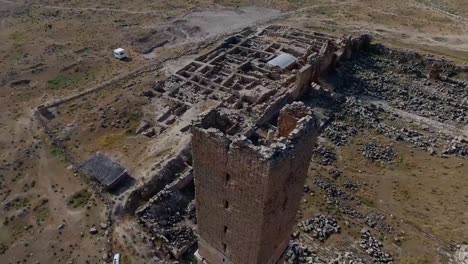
[
  {"left": 0, "top": 0, "right": 467, "bottom": 263},
  {"left": 320, "top": 132, "right": 467, "bottom": 259}
]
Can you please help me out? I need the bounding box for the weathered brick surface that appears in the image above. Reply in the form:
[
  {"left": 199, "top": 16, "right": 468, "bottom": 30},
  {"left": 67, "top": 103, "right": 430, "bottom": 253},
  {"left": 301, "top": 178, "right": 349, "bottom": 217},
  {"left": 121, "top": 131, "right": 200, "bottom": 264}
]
[{"left": 192, "top": 103, "right": 319, "bottom": 264}]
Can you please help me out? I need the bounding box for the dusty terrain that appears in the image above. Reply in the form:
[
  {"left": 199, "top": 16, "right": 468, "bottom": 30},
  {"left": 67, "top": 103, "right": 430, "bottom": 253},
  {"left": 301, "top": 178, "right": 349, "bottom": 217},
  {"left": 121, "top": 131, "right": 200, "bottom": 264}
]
[
  {"left": 0, "top": 0, "right": 467, "bottom": 263},
  {"left": 299, "top": 46, "right": 468, "bottom": 263}
]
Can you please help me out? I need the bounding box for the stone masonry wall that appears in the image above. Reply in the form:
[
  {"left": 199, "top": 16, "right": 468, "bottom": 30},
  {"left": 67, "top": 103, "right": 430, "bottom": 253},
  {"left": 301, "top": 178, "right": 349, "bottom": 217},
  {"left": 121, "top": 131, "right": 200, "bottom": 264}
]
[
  {"left": 224, "top": 141, "right": 273, "bottom": 264},
  {"left": 258, "top": 127, "right": 318, "bottom": 263},
  {"left": 192, "top": 103, "right": 319, "bottom": 264},
  {"left": 192, "top": 129, "right": 232, "bottom": 263},
  {"left": 192, "top": 128, "right": 272, "bottom": 264}
]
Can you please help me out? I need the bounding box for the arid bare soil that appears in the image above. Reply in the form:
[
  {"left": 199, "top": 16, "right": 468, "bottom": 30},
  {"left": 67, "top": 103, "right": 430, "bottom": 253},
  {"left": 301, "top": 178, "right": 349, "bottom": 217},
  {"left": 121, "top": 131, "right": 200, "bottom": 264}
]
[{"left": 0, "top": 0, "right": 467, "bottom": 264}]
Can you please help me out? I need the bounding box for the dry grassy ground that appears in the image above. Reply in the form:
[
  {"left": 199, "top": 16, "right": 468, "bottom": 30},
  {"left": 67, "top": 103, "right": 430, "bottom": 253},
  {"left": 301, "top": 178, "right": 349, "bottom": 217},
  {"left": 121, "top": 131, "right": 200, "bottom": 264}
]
[
  {"left": 304, "top": 131, "right": 468, "bottom": 263},
  {"left": 0, "top": 0, "right": 467, "bottom": 263}
]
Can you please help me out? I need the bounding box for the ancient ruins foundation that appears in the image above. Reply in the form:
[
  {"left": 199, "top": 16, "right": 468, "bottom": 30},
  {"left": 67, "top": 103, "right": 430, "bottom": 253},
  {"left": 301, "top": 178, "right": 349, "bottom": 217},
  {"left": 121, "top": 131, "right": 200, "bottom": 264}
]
[
  {"left": 36, "top": 25, "right": 370, "bottom": 261},
  {"left": 133, "top": 25, "right": 370, "bottom": 261},
  {"left": 150, "top": 25, "right": 369, "bottom": 121}
]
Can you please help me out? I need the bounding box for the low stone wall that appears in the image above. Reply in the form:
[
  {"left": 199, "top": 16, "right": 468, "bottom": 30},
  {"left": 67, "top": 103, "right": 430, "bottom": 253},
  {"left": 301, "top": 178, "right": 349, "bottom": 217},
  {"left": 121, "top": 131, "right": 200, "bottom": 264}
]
[{"left": 123, "top": 145, "right": 192, "bottom": 214}]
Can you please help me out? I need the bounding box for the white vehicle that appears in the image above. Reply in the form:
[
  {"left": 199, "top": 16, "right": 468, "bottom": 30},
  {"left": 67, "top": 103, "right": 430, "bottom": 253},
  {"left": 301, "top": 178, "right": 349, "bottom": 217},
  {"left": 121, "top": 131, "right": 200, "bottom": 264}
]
[
  {"left": 113, "top": 253, "right": 120, "bottom": 264},
  {"left": 113, "top": 48, "right": 127, "bottom": 60}
]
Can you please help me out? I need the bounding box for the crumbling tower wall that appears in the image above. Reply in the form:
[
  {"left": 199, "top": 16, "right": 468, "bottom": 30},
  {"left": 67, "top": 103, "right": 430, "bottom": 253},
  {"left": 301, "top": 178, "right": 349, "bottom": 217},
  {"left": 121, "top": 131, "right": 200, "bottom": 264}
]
[{"left": 192, "top": 103, "right": 320, "bottom": 264}]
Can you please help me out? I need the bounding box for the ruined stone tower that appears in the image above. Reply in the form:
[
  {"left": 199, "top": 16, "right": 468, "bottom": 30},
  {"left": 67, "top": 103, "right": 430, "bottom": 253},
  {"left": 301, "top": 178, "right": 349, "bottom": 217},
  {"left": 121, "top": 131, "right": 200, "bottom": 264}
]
[{"left": 192, "top": 102, "right": 319, "bottom": 264}]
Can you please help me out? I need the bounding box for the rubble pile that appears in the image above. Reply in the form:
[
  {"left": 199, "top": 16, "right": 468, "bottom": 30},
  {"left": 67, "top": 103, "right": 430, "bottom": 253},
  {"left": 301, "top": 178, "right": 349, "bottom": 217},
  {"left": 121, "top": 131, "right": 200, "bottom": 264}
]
[
  {"left": 343, "top": 180, "right": 360, "bottom": 192},
  {"left": 334, "top": 204, "right": 393, "bottom": 233},
  {"left": 359, "top": 228, "right": 393, "bottom": 263},
  {"left": 314, "top": 178, "right": 351, "bottom": 200},
  {"left": 324, "top": 121, "right": 359, "bottom": 146},
  {"left": 339, "top": 97, "right": 381, "bottom": 128},
  {"left": 379, "top": 126, "right": 432, "bottom": 150},
  {"left": 312, "top": 175, "right": 393, "bottom": 233},
  {"left": 330, "top": 96, "right": 465, "bottom": 158},
  {"left": 161, "top": 226, "right": 196, "bottom": 250},
  {"left": 363, "top": 213, "right": 393, "bottom": 233},
  {"left": 442, "top": 139, "right": 468, "bottom": 157},
  {"left": 337, "top": 46, "right": 468, "bottom": 125},
  {"left": 185, "top": 201, "right": 197, "bottom": 222},
  {"left": 361, "top": 143, "right": 397, "bottom": 163},
  {"left": 299, "top": 215, "right": 341, "bottom": 241},
  {"left": 313, "top": 146, "right": 337, "bottom": 166},
  {"left": 455, "top": 245, "right": 468, "bottom": 264},
  {"left": 324, "top": 47, "right": 468, "bottom": 159},
  {"left": 329, "top": 169, "right": 342, "bottom": 179},
  {"left": 136, "top": 180, "right": 197, "bottom": 259},
  {"left": 286, "top": 242, "right": 321, "bottom": 264},
  {"left": 286, "top": 240, "right": 367, "bottom": 264},
  {"left": 310, "top": 167, "right": 393, "bottom": 233},
  {"left": 139, "top": 190, "right": 192, "bottom": 227},
  {"left": 329, "top": 252, "right": 365, "bottom": 264}
]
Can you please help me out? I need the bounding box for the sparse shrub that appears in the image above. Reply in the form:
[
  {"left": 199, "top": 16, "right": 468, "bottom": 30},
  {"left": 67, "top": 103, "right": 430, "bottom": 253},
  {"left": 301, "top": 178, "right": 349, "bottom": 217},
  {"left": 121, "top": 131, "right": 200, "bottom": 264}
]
[
  {"left": 51, "top": 147, "right": 66, "bottom": 162},
  {"left": 67, "top": 190, "right": 91, "bottom": 209},
  {"left": 48, "top": 75, "right": 81, "bottom": 90}
]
